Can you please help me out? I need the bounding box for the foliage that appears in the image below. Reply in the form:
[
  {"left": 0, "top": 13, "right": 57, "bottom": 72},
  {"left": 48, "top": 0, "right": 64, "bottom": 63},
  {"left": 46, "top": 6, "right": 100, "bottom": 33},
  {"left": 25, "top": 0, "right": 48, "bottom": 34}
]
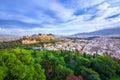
[
  {"left": 0, "top": 39, "right": 59, "bottom": 49},
  {"left": 91, "top": 56, "right": 119, "bottom": 80},
  {"left": 54, "top": 64, "right": 73, "bottom": 80},
  {"left": 0, "top": 48, "right": 120, "bottom": 80},
  {"left": 0, "top": 48, "right": 46, "bottom": 80},
  {"left": 80, "top": 67, "right": 101, "bottom": 80}
]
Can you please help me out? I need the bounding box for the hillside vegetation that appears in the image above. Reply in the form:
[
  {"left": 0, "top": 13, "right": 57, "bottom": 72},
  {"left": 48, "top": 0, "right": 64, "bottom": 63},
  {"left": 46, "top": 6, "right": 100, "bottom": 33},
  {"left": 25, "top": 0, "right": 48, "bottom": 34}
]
[
  {"left": 0, "top": 39, "right": 58, "bottom": 49},
  {"left": 0, "top": 48, "right": 120, "bottom": 80}
]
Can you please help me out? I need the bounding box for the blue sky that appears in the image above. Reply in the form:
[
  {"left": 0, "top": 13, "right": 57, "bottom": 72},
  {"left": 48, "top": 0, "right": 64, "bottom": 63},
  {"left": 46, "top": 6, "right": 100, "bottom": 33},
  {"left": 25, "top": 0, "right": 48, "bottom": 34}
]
[{"left": 0, "top": 0, "right": 120, "bottom": 35}]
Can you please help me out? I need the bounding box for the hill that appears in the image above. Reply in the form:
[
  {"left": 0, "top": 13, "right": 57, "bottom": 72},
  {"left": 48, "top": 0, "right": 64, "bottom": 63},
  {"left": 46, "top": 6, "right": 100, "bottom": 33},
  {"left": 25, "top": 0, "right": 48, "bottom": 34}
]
[{"left": 74, "top": 27, "right": 120, "bottom": 36}]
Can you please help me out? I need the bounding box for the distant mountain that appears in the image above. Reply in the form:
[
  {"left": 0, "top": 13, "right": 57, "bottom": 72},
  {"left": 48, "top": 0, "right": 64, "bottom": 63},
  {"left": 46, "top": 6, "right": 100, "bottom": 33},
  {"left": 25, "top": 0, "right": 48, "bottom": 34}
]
[{"left": 74, "top": 27, "right": 120, "bottom": 36}]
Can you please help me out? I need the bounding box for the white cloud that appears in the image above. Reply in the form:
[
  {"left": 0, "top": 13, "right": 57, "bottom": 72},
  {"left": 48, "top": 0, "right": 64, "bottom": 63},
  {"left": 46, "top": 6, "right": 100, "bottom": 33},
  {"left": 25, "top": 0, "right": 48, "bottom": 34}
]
[
  {"left": 0, "top": 11, "right": 40, "bottom": 23},
  {"left": 1, "top": 0, "right": 120, "bottom": 35},
  {"left": 76, "top": 0, "right": 104, "bottom": 8},
  {"left": 0, "top": 28, "right": 10, "bottom": 34},
  {"left": 49, "top": 2, "right": 75, "bottom": 21},
  {"left": 98, "top": 2, "right": 110, "bottom": 10},
  {"left": 30, "top": 0, "right": 76, "bottom": 21},
  {"left": 96, "top": 4, "right": 120, "bottom": 20}
]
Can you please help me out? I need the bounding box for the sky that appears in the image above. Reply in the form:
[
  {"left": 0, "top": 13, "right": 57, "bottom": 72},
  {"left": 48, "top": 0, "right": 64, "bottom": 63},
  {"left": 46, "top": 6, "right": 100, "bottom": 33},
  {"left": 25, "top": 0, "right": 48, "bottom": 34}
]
[{"left": 0, "top": 0, "right": 120, "bottom": 35}]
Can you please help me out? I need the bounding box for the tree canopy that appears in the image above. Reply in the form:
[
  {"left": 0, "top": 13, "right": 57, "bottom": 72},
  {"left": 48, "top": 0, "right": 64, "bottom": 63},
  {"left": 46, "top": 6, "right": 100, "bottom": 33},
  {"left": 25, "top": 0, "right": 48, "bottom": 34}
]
[{"left": 0, "top": 48, "right": 120, "bottom": 80}]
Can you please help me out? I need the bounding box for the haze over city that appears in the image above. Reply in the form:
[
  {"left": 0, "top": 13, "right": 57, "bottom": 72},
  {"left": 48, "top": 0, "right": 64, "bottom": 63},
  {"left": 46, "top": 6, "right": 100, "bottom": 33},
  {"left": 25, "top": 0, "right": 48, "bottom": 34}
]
[{"left": 0, "top": 0, "right": 120, "bottom": 35}]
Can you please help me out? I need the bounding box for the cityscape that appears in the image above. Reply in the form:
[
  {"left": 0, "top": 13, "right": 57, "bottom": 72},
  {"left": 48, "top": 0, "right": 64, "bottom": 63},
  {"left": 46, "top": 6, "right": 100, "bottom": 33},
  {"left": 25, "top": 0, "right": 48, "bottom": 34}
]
[
  {"left": 20, "top": 35, "right": 120, "bottom": 60},
  {"left": 0, "top": 0, "right": 120, "bottom": 80}
]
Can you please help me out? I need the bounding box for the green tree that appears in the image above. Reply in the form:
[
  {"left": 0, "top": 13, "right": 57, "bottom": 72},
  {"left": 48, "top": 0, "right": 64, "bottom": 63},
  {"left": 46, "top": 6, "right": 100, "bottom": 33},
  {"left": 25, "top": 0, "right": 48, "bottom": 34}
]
[
  {"left": 33, "top": 64, "right": 46, "bottom": 80},
  {"left": 0, "top": 65, "right": 8, "bottom": 80},
  {"left": 54, "top": 64, "right": 74, "bottom": 80},
  {"left": 91, "top": 56, "right": 118, "bottom": 80},
  {"left": 76, "top": 57, "right": 91, "bottom": 67},
  {"left": 80, "top": 67, "right": 101, "bottom": 80}
]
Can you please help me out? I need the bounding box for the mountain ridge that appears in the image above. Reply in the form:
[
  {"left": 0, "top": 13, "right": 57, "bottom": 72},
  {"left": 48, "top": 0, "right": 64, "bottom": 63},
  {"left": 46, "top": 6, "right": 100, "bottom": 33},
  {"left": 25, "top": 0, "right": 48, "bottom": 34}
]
[{"left": 74, "top": 27, "right": 120, "bottom": 36}]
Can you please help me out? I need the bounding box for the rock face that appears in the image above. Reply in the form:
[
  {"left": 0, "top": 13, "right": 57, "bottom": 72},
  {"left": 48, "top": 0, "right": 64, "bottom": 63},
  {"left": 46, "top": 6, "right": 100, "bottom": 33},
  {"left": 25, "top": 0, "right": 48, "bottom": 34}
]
[{"left": 22, "top": 34, "right": 55, "bottom": 44}]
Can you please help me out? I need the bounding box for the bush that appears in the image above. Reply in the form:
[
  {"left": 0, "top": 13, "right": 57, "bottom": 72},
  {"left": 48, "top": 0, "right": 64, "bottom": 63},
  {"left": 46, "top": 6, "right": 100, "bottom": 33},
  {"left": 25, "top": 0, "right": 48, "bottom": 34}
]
[
  {"left": 80, "top": 67, "right": 101, "bottom": 80},
  {"left": 91, "top": 56, "right": 118, "bottom": 80}
]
